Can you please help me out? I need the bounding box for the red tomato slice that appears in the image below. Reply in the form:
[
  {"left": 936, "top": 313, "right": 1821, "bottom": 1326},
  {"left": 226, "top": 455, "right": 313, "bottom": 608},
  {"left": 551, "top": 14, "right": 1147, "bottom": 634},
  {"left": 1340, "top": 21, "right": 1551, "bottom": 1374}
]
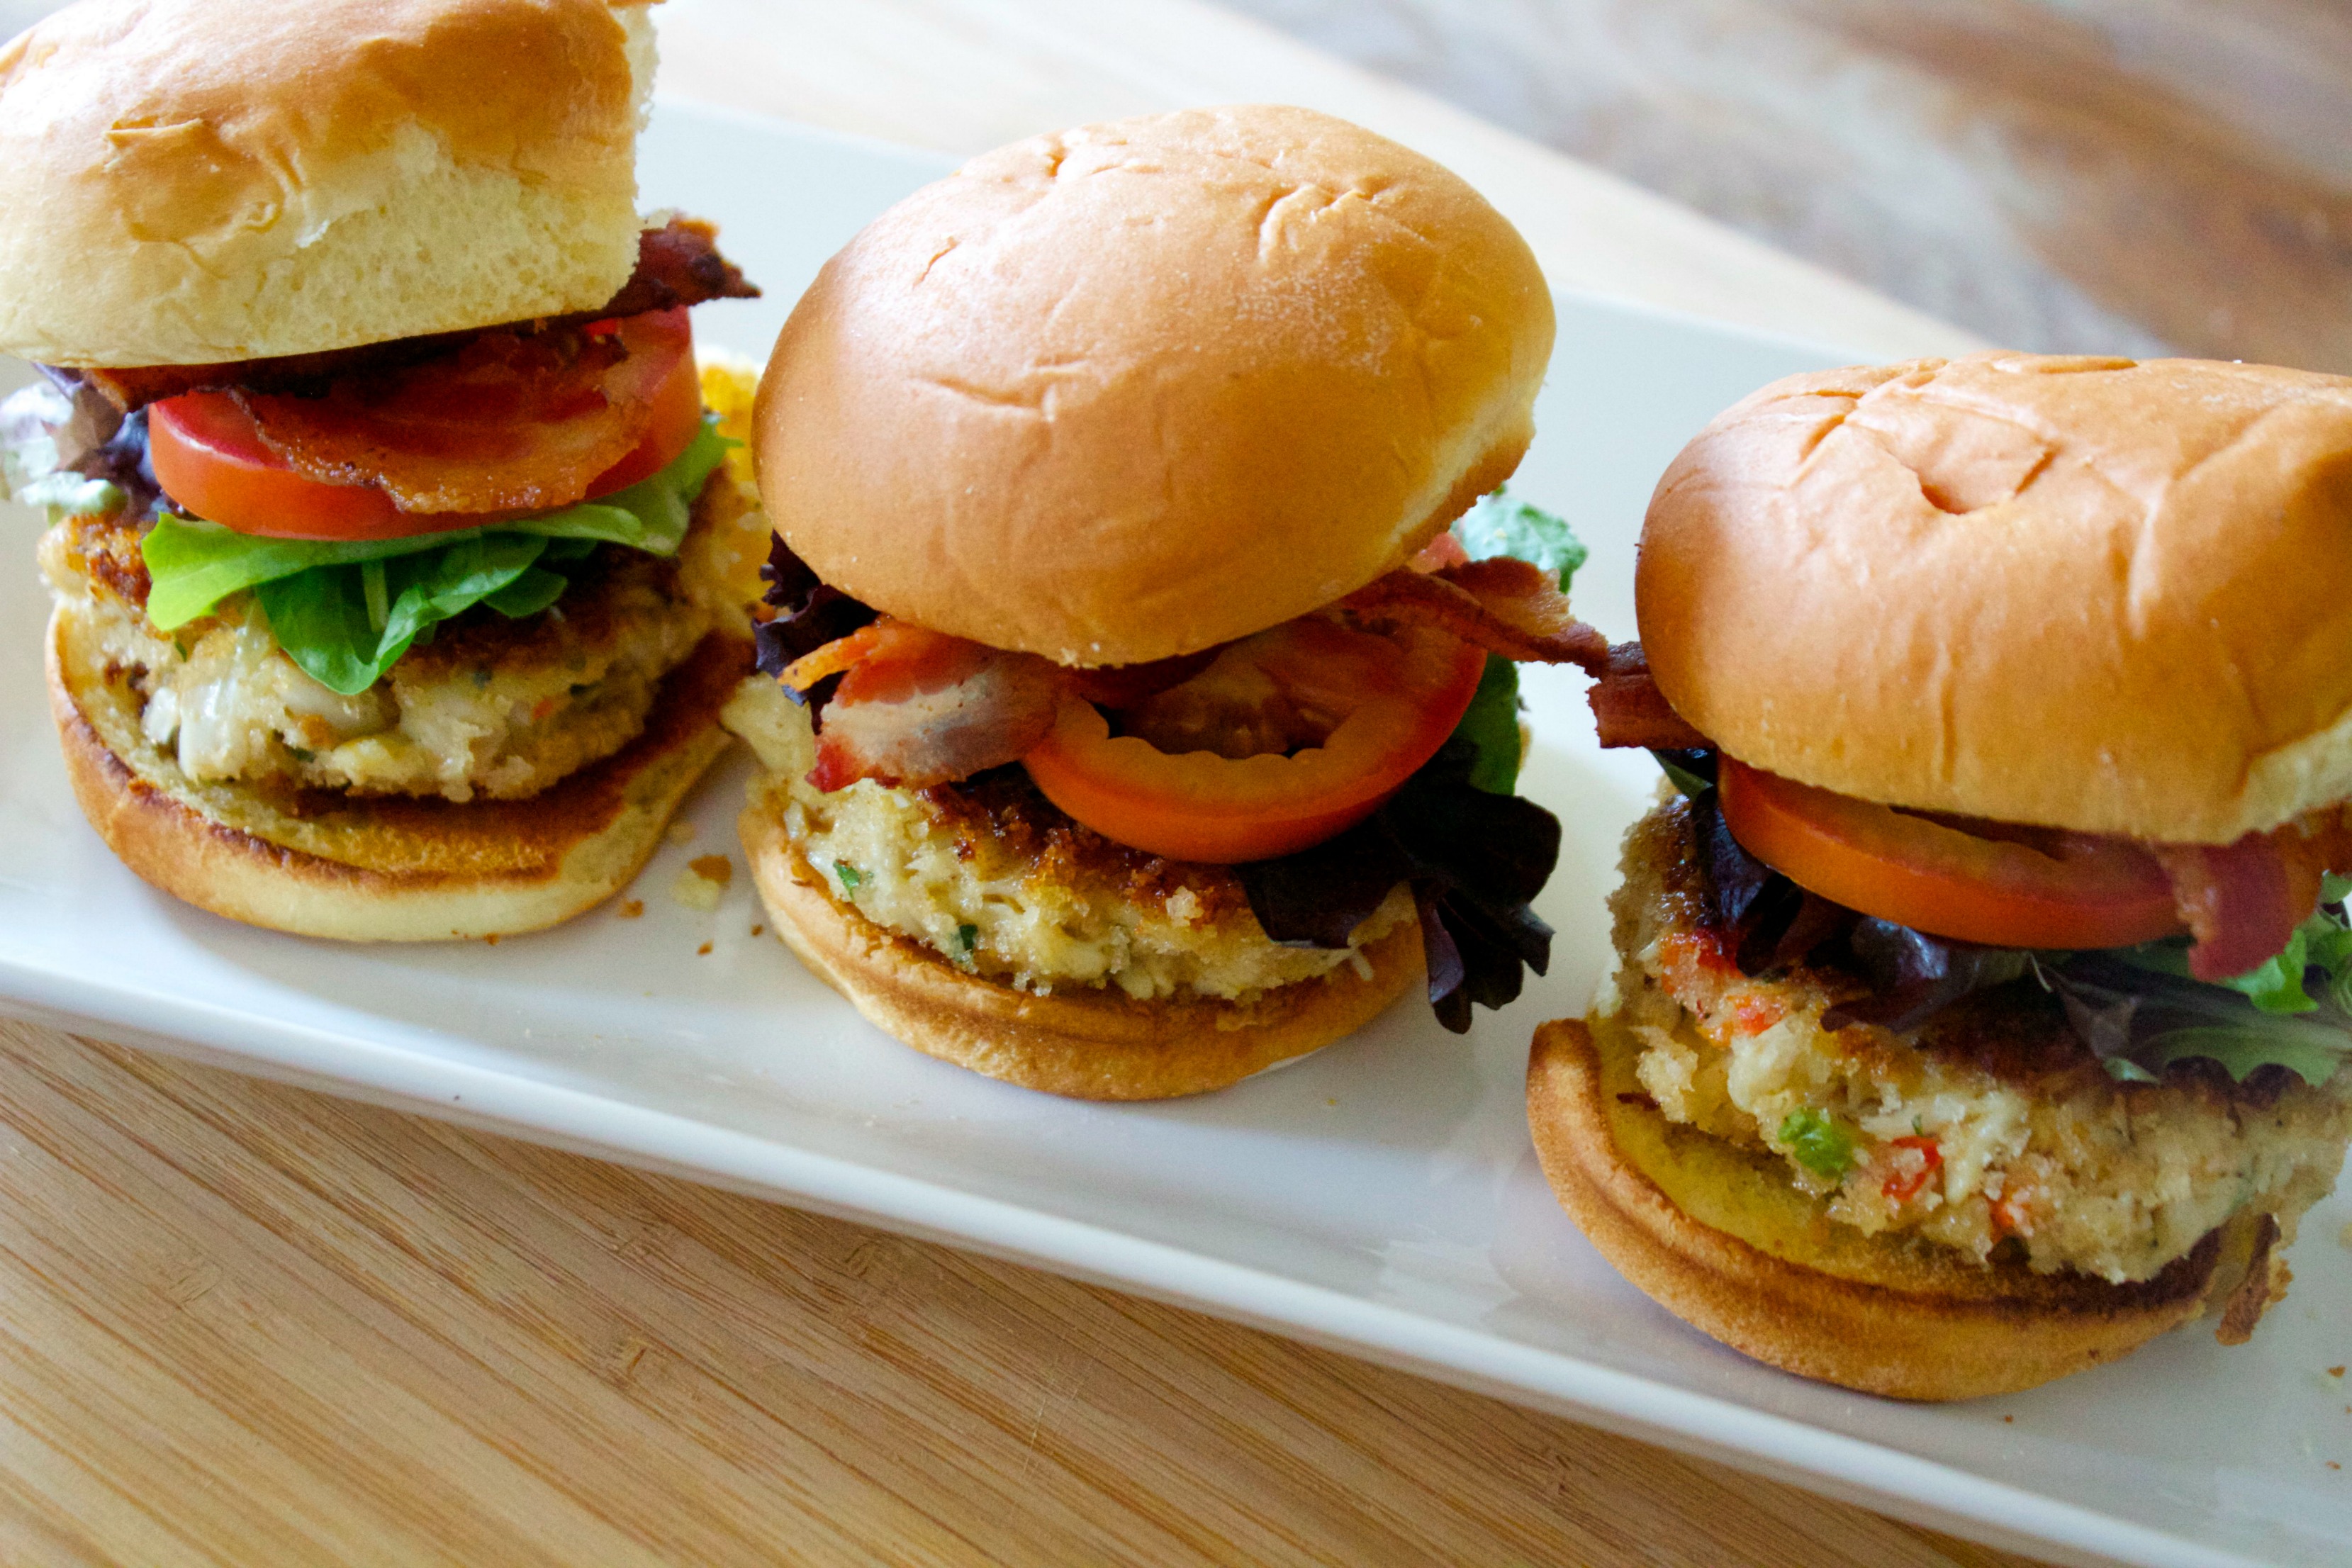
[
  {"left": 147, "top": 312, "right": 702, "bottom": 541},
  {"left": 1717, "top": 758, "right": 2182, "bottom": 950},
  {"left": 1021, "top": 618, "right": 1488, "bottom": 863}
]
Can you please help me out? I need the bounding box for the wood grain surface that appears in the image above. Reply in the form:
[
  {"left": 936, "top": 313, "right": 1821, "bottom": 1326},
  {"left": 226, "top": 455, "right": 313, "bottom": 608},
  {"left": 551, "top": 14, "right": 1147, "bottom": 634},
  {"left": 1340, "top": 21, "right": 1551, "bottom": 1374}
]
[
  {"left": 0, "top": 1021, "right": 2032, "bottom": 1567},
  {"left": 1223, "top": 0, "right": 2352, "bottom": 373},
  {"left": 0, "top": 0, "right": 2220, "bottom": 1562}
]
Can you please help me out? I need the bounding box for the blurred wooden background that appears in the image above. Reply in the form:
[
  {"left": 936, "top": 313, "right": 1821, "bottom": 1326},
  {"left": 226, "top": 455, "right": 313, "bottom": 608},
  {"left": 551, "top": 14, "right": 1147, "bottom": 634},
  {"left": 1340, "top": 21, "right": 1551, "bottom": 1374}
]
[
  {"left": 1214, "top": 0, "right": 2352, "bottom": 371},
  {"left": 7, "top": 0, "right": 2336, "bottom": 364}
]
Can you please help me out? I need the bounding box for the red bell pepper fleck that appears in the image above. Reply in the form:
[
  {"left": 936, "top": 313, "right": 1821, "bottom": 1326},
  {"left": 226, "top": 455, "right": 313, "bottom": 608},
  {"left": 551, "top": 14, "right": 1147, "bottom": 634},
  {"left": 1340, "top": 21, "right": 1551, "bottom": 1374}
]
[{"left": 1881, "top": 1134, "right": 1944, "bottom": 1203}]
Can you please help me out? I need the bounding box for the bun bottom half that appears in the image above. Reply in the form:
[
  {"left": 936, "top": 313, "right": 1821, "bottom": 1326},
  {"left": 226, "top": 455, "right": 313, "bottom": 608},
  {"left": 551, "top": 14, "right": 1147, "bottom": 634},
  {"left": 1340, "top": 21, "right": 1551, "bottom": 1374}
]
[
  {"left": 740, "top": 800, "right": 1424, "bottom": 1100},
  {"left": 50, "top": 604, "right": 746, "bottom": 941},
  {"left": 1525, "top": 1015, "right": 2279, "bottom": 1401}
]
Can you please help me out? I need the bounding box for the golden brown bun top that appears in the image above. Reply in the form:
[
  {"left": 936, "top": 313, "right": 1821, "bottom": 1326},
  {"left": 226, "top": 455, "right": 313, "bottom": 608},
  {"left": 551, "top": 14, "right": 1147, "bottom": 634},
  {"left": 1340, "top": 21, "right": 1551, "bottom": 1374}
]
[
  {"left": 1639, "top": 352, "right": 2352, "bottom": 844},
  {"left": 0, "top": 0, "right": 654, "bottom": 366},
  {"left": 754, "top": 104, "right": 1555, "bottom": 667}
]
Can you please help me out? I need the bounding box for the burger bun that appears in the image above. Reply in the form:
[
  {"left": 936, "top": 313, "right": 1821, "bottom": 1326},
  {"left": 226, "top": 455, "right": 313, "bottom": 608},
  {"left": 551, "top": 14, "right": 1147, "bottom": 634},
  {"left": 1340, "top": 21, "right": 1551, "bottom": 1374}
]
[
  {"left": 0, "top": 0, "right": 654, "bottom": 367},
  {"left": 1638, "top": 352, "right": 2352, "bottom": 844},
  {"left": 756, "top": 103, "right": 1555, "bottom": 668}
]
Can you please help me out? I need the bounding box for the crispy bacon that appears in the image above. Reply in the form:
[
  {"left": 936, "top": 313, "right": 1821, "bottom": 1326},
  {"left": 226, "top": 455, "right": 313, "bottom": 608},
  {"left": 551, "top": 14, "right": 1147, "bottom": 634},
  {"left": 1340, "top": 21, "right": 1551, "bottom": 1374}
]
[
  {"left": 228, "top": 315, "right": 679, "bottom": 514},
  {"left": 597, "top": 216, "right": 759, "bottom": 320},
  {"left": 778, "top": 543, "right": 1618, "bottom": 798},
  {"left": 2153, "top": 828, "right": 2328, "bottom": 982},
  {"left": 1340, "top": 556, "right": 1609, "bottom": 668},
  {"left": 1589, "top": 641, "right": 1710, "bottom": 749},
  {"left": 82, "top": 218, "right": 758, "bottom": 411},
  {"left": 780, "top": 619, "right": 1064, "bottom": 792}
]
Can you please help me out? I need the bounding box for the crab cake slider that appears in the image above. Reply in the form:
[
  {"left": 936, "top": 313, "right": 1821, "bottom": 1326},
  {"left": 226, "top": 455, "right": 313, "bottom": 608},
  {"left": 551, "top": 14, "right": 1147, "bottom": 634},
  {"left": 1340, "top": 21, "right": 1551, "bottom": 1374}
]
[
  {"left": 1538, "top": 352, "right": 2352, "bottom": 1399},
  {"left": 1, "top": 0, "right": 769, "bottom": 939},
  {"left": 727, "top": 105, "right": 1612, "bottom": 1099}
]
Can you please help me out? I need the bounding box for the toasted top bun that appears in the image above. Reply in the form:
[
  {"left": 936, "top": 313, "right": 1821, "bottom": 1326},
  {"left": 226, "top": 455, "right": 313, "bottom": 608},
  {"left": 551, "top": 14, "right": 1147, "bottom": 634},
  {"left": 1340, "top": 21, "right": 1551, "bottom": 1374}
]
[
  {"left": 754, "top": 104, "right": 1555, "bottom": 667},
  {"left": 0, "top": 0, "right": 655, "bottom": 367},
  {"left": 1640, "top": 352, "right": 2352, "bottom": 844}
]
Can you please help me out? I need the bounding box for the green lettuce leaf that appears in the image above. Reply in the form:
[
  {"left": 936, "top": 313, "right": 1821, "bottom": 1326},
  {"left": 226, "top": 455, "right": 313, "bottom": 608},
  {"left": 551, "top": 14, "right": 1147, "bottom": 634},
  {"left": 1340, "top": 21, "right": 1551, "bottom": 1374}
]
[
  {"left": 1435, "top": 490, "right": 1585, "bottom": 797},
  {"left": 2224, "top": 925, "right": 2321, "bottom": 1014},
  {"left": 2125, "top": 1026, "right": 2351, "bottom": 1090},
  {"left": 16, "top": 470, "right": 124, "bottom": 517},
  {"left": 2085, "top": 902, "right": 2352, "bottom": 1085},
  {"left": 1452, "top": 654, "right": 1523, "bottom": 794},
  {"left": 143, "top": 419, "right": 730, "bottom": 631},
  {"left": 142, "top": 420, "right": 733, "bottom": 695},
  {"left": 1457, "top": 486, "right": 1587, "bottom": 590}
]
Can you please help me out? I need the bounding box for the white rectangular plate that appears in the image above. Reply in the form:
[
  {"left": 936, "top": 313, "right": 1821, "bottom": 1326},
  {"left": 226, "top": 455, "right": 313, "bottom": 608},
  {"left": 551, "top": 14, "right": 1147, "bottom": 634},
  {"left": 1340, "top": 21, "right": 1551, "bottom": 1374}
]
[{"left": 2, "top": 103, "right": 2344, "bottom": 1568}]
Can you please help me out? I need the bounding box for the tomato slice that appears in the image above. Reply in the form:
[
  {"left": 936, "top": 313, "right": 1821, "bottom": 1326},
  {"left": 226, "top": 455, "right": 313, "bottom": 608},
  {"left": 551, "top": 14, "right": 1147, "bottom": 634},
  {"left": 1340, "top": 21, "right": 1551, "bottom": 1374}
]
[
  {"left": 1717, "top": 758, "right": 2182, "bottom": 949},
  {"left": 1021, "top": 618, "right": 1488, "bottom": 863},
  {"left": 147, "top": 312, "right": 702, "bottom": 541}
]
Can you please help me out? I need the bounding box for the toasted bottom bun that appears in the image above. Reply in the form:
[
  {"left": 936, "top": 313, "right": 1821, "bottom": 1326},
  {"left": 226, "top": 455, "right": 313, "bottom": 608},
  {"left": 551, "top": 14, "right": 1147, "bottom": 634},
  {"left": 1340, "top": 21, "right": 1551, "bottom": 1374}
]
[
  {"left": 49, "top": 603, "right": 747, "bottom": 941},
  {"left": 740, "top": 800, "right": 1423, "bottom": 1099},
  {"left": 1525, "top": 1015, "right": 2283, "bottom": 1400}
]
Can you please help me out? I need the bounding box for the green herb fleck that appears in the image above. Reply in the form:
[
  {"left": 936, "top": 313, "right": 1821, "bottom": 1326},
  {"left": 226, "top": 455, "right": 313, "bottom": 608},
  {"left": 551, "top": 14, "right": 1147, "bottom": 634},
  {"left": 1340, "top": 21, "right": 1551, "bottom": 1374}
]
[
  {"left": 834, "top": 863, "right": 865, "bottom": 892},
  {"left": 954, "top": 923, "right": 979, "bottom": 959},
  {"left": 286, "top": 745, "right": 315, "bottom": 763},
  {"left": 1777, "top": 1108, "right": 1856, "bottom": 1180}
]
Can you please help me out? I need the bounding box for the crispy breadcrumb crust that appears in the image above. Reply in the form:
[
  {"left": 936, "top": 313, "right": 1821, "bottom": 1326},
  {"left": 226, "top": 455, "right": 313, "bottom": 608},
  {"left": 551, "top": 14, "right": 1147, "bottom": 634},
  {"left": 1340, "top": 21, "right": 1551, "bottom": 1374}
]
[
  {"left": 720, "top": 676, "right": 1415, "bottom": 1003},
  {"left": 1528, "top": 1014, "right": 2273, "bottom": 1400},
  {"left": 742, "top": 798, "right": 1423, "bottom": 1099}
]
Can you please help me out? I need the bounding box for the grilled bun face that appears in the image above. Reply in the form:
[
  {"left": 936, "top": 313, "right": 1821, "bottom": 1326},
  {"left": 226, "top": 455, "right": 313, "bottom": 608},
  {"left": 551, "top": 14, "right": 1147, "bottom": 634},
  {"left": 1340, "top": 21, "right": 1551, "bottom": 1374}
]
[
  {"left": 754, "top": 103, "right": 1555, "bottom": 668},
  {"left": 0, "top": 0, "right": 654, "bottom": 366},
  {"left": 1637, "top": 352, "right": 2352, "bottom": 844}
]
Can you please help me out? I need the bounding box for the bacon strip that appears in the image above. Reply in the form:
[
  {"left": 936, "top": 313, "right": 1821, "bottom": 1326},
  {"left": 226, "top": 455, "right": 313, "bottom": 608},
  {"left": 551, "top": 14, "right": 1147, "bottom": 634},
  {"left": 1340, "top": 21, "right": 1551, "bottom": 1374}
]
[
  {"left": 782, "top": 619, "right": 1063, "bottom": 793},
  {"left": 230, "top": 313, "right": 678, "bottom": 514},
  {"left": 1589, "top": 642, "right": 1710, "bottom": 749},
  {"left": 84, "top": 218, "right": 758, "bottom": 411},
  {"left": 1340, "top": 556, "right": 1609, "bottom": 669},
  {"left": 597, "top": 217, "right": 759, "bottom": 320},
  {"left": 2152, "top": 829, "right": 2326, "bottom": 982},
  {"left": 787, "top": 554, "right": 1616, "bottom": 797}
]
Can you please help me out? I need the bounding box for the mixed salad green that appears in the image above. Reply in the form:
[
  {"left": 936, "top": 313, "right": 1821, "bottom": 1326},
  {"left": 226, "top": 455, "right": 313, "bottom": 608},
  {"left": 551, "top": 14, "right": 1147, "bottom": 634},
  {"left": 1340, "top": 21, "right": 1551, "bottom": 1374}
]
[
  {"left": 1656, "top": 754, "right": 2352, "bottom": 1088},
  {"left": 6, "top": 377, "right": 730, "bottom": 697},
  {"left": 140, "top": 422, "right": 730, "bottom": 694},
  {"left": 1449, "top": 486, "right": 1587, "bottom": 796}
]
